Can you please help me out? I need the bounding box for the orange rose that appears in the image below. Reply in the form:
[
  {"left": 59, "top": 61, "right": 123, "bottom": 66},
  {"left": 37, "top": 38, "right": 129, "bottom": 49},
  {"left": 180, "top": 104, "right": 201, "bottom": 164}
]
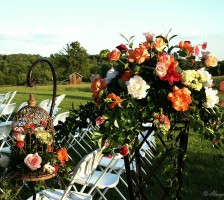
[
  {"left": 128, "top": 46, "right": 149, "bottom": 64},
  {"left": 167, "top": 86, "right": 192, "bottom": 111},
  {"left": 205, "top": 54, "right": 218, "bottom": 67},
  {"left": 107, "top": 93, "right": 121, "bottom": 109},
  {"left": 108, "top": 49, "right": 121, "bottom": 61},
  {"left": 57, "top": 148, "right": 69, "bottom": 162},
  {"left": 91, "top": 77, "right": 107, "bottom": 100},
  {"left": 178, "top": 41, "right": 194, "bottom": 56},
  {"left": 155, "top": 37, "right": 167, "bottom": 52},
  {"left": 139, "top": 42, "right": 150, "bottom": 50},
  {"left": 219, "top": 81, "right": 224, "bottom": 94},
  {"left": 158, "top": 53, "right": 175, "bottom": 69}
]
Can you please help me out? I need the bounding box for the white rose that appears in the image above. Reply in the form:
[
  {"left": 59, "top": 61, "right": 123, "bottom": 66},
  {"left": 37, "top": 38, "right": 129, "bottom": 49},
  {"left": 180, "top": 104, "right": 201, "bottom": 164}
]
[
  {"left": 105, "top": 68, "right": 119, "bottom": 84},
  {"left": 126, "top": 75, "right": 150, "bottom": 99},
  {"left": 43, "top": 163, "right": 55, "bottom": 174},
  {"left": 203, "top": 87, "right": 219, "bottom": 108}
]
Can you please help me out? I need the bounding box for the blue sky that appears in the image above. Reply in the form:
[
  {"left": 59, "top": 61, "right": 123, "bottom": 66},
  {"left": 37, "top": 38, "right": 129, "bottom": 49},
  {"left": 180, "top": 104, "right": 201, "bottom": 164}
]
[{"left": 1, "top": 0, "right": 224, "bottom": 60}]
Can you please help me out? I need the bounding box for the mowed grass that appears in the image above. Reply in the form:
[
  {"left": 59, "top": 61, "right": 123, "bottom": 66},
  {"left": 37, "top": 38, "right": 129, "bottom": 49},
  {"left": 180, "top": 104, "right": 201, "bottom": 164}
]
[
  {"left": 1, "top": 81, "right": 224, "bottom": 199},
  {"left": 0, "top": 82, "right": 93, "bottom": 113}
]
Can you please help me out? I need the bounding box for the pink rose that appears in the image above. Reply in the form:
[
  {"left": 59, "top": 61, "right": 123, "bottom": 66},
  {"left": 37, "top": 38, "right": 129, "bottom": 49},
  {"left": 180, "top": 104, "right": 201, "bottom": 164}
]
[
  {"left": 194, "top": 45, "right": 200, "bottom": 56},
  {"left": 143, "top": 32, "right": 155, "bottom": 43},
  {"left": 155, "top": 62, "right": 167, "bottom": 77},
  {"left": 153, "top": 114, "right": 170, "bottom": 132},
  {"left": 24, "top": 153, "right": 42, "bottom": 171},
  {"left": 13, "top": 132, "right": 25, "bottom": 141},
  {"left": 119, "top": 145, "right": 129, "bottom": 156},
  {"left": 13, "top": 127, "right": 24, "bottom": 133},
  {"left": 95, "top": 116, "right": 104, "bottom": 125}
]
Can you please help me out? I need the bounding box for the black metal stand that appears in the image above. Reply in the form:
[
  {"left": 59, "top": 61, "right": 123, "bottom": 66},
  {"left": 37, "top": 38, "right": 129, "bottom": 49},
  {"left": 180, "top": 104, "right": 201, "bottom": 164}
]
[
  {"left": 124, "top": 125, "right": 189, "bottom": 199},
  {"left": 27, "top": 58, "right": 57, "bottom": 117}
]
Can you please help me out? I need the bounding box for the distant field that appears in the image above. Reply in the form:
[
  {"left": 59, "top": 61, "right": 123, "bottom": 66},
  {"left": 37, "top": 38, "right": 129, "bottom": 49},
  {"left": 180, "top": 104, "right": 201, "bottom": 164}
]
[{"left": 0, "top": 82, "right": 93, "bottom": 113}]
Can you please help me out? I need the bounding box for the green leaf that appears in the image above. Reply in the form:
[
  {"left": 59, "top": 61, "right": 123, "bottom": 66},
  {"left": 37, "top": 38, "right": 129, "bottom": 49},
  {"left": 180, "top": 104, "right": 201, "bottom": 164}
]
[
  {"left": 169, "top": 35, "right": 178, "bottom": 42},
  {"left": 120, "top": 33, "right": 129, "bottom": 43},
  {"left": 114, "top": 119, "right": 119, "bottom": 128}
]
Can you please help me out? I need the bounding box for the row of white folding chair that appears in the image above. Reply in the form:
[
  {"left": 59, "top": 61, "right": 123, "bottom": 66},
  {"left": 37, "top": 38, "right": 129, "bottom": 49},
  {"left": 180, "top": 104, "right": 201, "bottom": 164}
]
[
  {"left": 0, "top": 121, "right": 12, "bottom": 168},
  {"left": 27, "top": 148, "right": 122, "bottom": 200},
  {"left": 0, "top": 91, "right": 17, "bottom": 107},
  {"left": 0, "top": 103, "right": 16, "bottom": 122},
  {"left": 0, "top": 91, "right": 17, "bottom": 111},
  {"left": 53, "top": 111, "right": 70, "bottom": 126},
  {"left": 45, "top": 94, "right": 66, "bottom": 116},
  {"left": 97, "top": 124, "right": 156, "bottom": 199}
]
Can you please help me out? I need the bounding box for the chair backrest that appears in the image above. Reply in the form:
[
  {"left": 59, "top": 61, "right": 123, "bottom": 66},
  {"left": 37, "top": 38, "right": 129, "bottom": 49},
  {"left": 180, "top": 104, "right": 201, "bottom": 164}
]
[
  {"left": 38, "top": 99, "right": 49, "bottom": 110},
  {"left": 53, "top": 111, "right": 70, "bottom": 126},
  {"left": 0, "top": 103, "right": 17, "bottom": 122},
  {"left": 0, "top": 121, "right": 12, "bottom": 150},
  {"left": 48, "top": 94, "right": 66, "bottom": 109},
  {"left": 61, "top": 148, "right": 103, "bottom": 199},
  {"left": 2, "top": 92, "right": 11, "bottom": 104},
  {"left": 2, "top": 91, "right": 17, "bottom": 106},
  {"left": 0, "top": 94, "right": 6, "bottom": 105},
  {"left": 17, "top": 102, "right": 28, "bottom": 112}
]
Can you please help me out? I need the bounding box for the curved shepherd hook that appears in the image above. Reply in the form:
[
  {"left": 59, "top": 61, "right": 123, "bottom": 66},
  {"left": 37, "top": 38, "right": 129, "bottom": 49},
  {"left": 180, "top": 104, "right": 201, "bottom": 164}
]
[{"left": 26, "top": 58, "right": 57, "bottom": 117}]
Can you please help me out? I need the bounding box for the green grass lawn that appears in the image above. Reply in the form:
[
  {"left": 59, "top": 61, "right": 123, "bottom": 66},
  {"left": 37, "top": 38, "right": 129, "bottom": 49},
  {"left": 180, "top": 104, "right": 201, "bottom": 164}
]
[
  {"left": 0, "top": 82, "right": 93, "bottom": 113},
  {"left": 1, "top": 82, "right": 224, "bottom": 199}
]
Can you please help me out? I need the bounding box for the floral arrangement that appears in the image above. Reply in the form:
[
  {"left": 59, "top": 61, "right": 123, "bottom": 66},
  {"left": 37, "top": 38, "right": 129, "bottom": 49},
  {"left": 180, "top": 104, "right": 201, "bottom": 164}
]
[
  {"left": 90, "top": 30, "right": 224, "bottom": 154},
  {"left": 2, "top": 104, "right": 69, "bottom": 178}
]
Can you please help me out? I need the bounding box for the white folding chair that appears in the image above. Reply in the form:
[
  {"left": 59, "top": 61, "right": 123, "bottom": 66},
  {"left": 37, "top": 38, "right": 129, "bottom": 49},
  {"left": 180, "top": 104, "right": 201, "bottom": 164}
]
[
  {"left": 98, "top": 123, "right": 156, "bottom": 199},
  {"left": 46, "top": 94, "right": 66, "bottom": 116},
  {"left": 53, "top": 111, "right": 70, "bottom": 126},
  {"left": 66, "top": 148, "right": 122, "bottom": 200},
  {"left": 0, "top": 94, "right": 6, "bottom": 106},
  {"left": 26, "top": 149, "right": 103, "bottom": 200},
  {"left": 38, "top": 99, "right": 50, "bottom": 110},
  {"left": 17, "top": 102, "right": 28, "bottom": 112},
  {"left": 0, "top": 103, "right": 16, "bottom": 122},
  {"left": 0, "top": 121, "right": 12, "bottom": 155},
  {"left": 0, "top": 91, "right": 17, "bottom": 112}
]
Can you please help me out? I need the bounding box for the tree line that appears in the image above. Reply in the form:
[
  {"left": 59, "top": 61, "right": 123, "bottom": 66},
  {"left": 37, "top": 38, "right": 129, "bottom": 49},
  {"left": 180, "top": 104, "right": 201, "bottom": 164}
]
[{"left": 0, "top": 41, "right": 224, "bottom": 85}]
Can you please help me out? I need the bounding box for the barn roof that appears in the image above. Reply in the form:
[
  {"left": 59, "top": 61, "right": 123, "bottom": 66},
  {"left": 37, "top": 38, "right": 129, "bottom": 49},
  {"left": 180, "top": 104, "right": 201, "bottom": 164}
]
[{"left": 69, "top": 72, "right": 83, "bottom": 77}]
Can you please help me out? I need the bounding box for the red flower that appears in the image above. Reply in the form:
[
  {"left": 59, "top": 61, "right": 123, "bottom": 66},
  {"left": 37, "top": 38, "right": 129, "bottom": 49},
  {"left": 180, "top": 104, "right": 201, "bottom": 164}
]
[
  {"left": 16, "top": 141, "right": 24, "bottom": 148},
  {"left": 160, "top": 62, "right": 181, "bottom": 85},
  {"left": 219, "top": 100, "right": 224, "bottom": 107},
  {"left": 40, "top": 120, "right": 47, "bottom": 126},
  {"left": 116, "top": 43, "right": 128, "bottom": 51},
  {"left": 95, "top": 116, "right": 104, "bottom": 125},
  {"left": 54, "top": 166, "right": 59, "bottom": 173},
  {"left": 219, "top": 81, "right": 224, "bottom": 94},
  {"left": 48, "top": 145, "right": 53, "bottom": 152},
  {"left": 202, "top": 42, "right": 207, "bottom": 50},
  {"left": 119, "top": 145, "right": 129, "bottom": 156}
]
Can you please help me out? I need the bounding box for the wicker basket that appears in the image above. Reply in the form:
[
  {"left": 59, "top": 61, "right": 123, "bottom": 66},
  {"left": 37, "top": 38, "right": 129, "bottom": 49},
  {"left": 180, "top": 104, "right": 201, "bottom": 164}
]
[{"left": 21, "top": 172, "right": 56, "bottom": 182}]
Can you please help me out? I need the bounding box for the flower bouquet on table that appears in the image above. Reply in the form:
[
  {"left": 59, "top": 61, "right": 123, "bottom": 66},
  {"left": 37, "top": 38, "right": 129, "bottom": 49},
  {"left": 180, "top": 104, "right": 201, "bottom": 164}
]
[{"left": 90, "top": 29, "right": 224, "bottom": 155}]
